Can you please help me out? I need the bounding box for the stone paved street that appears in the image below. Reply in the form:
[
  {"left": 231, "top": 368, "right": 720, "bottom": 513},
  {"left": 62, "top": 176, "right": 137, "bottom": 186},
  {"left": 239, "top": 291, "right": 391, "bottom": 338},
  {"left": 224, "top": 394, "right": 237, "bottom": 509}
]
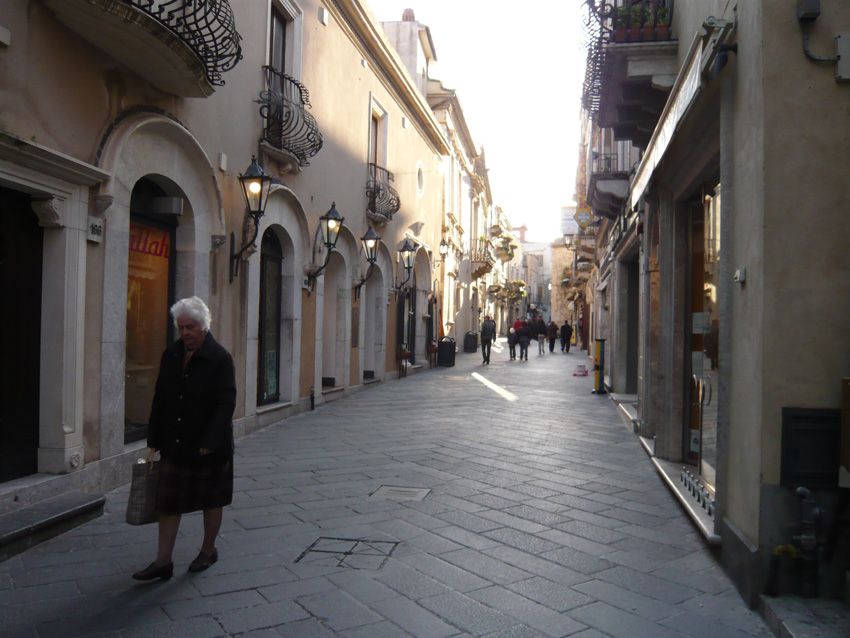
[{"left": 0, "top": 343, "right": 772, "bottom": 637}]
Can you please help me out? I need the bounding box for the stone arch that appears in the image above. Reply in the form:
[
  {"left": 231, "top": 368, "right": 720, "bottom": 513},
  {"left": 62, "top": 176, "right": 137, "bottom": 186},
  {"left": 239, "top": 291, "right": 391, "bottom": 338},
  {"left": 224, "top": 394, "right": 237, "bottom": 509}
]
[
  {"left": 412, "top": 247, "right": 432, "bottom": 361},
  {"left": 96, "top": 111, "right": 222, "bottom": 460},
  {"left": 361, "top": 241, "right": 392, "bottom": 382},
  {"left": 244, "top": 186, "right": 309, "bottom": 417},
  {"left": 316, "top": 226, "right": 356, "bottom": 394}
]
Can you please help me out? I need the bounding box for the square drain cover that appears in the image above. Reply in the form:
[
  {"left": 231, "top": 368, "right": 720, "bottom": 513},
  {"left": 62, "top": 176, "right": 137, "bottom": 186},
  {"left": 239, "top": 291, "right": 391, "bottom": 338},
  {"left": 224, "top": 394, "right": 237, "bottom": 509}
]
[
  {"left": 369, "top": 485, "right": 431, "bottom": 502},
  {"left": 295, "top": 537, "right": 399, "bottom": 570}
]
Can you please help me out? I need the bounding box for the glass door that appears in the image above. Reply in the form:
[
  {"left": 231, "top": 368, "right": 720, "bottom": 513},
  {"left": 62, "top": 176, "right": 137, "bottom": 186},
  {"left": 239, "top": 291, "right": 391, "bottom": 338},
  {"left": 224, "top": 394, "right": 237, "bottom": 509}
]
[
  {"left": 688, "top": 185, "right": 720, "bottom": 489},
  {"left": 125, "top": 216, "right": 174, "bottom": 443}
]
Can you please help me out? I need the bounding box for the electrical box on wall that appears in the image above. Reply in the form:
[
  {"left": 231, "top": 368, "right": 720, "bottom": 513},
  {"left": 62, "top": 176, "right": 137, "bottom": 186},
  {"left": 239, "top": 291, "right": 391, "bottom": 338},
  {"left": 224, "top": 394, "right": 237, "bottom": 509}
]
[{"left": 835, "top": 35, "right": 850, "bottom": 82}]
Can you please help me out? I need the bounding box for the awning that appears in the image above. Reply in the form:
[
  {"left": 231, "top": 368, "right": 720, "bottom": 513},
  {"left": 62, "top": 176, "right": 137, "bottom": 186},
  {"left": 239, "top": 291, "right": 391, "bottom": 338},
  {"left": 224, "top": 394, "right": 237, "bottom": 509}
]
[{"left": 629, "top": 33, "right": 706, "bottom": 210}]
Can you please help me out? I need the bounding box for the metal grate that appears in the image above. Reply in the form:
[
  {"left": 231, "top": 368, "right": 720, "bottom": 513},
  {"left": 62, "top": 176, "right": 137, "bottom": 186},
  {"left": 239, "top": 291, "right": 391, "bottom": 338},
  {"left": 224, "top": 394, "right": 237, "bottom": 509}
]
[
  {"left": 294, "top": 537, "right": 398, "bottom": 570},
  {"left": 368, "top": 485, "right": 432, "bottom": 502}
]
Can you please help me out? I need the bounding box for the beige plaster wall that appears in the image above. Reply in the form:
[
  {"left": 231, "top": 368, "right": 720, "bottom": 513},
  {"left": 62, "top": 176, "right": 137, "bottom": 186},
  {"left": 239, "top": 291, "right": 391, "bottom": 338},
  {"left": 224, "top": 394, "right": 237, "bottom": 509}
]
[
  {"left": 721, "top": 0, "right": 767, "bottom": 547},
  {"left": 760, "top": 1, "right": 850, "bottom": 483}
]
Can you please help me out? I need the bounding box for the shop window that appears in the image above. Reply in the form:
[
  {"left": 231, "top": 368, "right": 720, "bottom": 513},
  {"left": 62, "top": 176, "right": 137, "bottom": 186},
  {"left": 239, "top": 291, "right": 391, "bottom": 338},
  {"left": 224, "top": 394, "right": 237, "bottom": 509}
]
[
  {"left": 258, "top": 229, "right": 282, "bottom": 405},
  {"left": 125, "top": 196, "right": 175, "bottom": 443}
]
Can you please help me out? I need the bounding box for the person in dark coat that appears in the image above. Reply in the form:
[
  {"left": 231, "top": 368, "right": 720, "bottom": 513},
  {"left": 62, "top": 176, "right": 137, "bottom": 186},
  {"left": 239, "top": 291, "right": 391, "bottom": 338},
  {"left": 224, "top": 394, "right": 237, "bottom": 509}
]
[
  {"left": 507, "top": 326, "right": 518, "bottom": 360},
  {"left": 480, "top": 315, "right": 497, "bottom": 364},
  {"left": 560, "top": 320, "right": 574, "bottom": 353},
  {"left": 517, "top": 320, "right": 531, "bottom": 361},
  {"left": 133, "top": 296, "right": 236, "bottom": 581},
  {"left": 535, "top": 317, "right": 547, "bottom": 355},
  {"left": 547, "top": 320, "right": 559, "bottom": 353}
]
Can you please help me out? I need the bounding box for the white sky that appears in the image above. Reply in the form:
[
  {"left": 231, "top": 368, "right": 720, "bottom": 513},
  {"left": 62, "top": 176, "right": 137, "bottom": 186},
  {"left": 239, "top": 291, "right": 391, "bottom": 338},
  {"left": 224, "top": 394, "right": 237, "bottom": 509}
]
[{"left": 365, "top": 0, "right": 585, "bottom": 242}]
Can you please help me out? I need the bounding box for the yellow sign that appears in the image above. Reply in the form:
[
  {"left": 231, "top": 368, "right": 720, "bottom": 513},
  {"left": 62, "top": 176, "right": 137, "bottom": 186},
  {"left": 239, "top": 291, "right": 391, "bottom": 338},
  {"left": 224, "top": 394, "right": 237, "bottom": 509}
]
[{"left": 574, "top": 208, "right": 592, "bottom": 230}]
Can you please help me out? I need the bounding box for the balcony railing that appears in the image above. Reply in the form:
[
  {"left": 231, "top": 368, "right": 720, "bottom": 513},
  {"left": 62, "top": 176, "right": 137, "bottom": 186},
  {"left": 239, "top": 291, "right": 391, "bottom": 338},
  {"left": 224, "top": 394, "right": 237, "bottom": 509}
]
[
  {"left": 258, "top": 66, "right": 324, "bottom": 168},
  {"left": 581, "top": 1, "right": 675, "bottom": 120},
  {"left": 366, "top": 163, "right": 401, "bottom": 224},
  {"left": 470, "top": 238, "right": 496, "bottom": 279},
  {"left": 43, "top": 0, "right": 242, "bottom": 96},
  {"left": 129, "top": 0, "right": 242, "bottom": 86},
  {"left": 592, "top": 153, "right": 621, "bottom": 173}
]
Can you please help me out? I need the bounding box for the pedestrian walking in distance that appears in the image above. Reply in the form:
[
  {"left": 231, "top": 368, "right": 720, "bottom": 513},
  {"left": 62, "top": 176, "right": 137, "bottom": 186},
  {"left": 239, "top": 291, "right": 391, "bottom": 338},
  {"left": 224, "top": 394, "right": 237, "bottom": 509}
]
[
  {"left": 560, "top": 320, "right": 573, "bottom": 353},
  {"left": 507, "top": 326, "right": 518, "bottom": 360},
  {"left": 517, "top": 320, "right": 531, "bottom": 361},
  {"left": 535, "top": 316, "right": 547, "bottom": 355},
  {"left": 132, "top": 296, "right": 236, "bottom": 581},
  {"left": 547, "top": 320, "right": 559, "bottom": 353},
  {"left": 480, "top": 314, "right": 497, "bottom": 364}
]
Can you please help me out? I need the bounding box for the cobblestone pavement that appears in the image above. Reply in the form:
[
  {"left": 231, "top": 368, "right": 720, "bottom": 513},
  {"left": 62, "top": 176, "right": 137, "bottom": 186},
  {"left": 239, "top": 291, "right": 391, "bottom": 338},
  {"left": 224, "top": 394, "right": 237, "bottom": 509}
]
[{"left": 1, "top": 343, "right": 772, "bottom": 637}]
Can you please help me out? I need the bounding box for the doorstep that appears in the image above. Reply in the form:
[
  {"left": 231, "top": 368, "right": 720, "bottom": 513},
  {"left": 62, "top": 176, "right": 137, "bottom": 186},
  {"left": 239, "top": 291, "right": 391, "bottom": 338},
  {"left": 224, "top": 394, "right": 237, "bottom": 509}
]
[
  {"left": 761, "top": 594, "right": 850, "bottom": 638},
  {"left": 0, "top": 491, "right": 105, "bottom": 562}
]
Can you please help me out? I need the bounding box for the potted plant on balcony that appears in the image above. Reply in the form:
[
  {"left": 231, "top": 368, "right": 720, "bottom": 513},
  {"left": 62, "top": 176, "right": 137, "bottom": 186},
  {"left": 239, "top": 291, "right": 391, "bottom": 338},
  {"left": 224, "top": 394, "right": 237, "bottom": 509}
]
[
  {"left": 655, "top": 6, "right": 670, "bottom": 40},
  {"left": 642, "top": 10, "right": 655, "bottom": 42},
  {"left": 612, "top": 5, "right": 629, "bottom": 43},
  {"left": 628, "top": 4, "right": 644, "bottom": 42}
]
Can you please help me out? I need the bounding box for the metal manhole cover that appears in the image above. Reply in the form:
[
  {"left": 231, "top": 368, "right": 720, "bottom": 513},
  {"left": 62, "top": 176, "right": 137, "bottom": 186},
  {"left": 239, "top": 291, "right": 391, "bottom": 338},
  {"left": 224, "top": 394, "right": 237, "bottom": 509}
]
[
  {"left": 294, "top": 537, "right": 399, "bottom": 570},
  {"left": 368, "top": 485, "right": 431, "bottom": 502}
]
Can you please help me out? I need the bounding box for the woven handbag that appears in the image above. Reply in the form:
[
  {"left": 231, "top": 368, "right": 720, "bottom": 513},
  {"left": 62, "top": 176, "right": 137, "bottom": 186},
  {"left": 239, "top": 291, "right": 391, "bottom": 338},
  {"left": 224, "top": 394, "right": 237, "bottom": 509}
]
[{"left": 126, "top": 461, "right": 159, "bottom": 525}]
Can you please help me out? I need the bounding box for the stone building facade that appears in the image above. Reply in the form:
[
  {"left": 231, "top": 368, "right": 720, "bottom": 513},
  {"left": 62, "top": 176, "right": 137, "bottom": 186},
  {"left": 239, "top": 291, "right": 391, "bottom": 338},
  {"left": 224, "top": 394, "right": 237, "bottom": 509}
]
[
  {"left": 0, "top": 1, "right": 496, "bottom": 505},
  {"left": 579, "top": 0, "right": 850, "bottom": 603}
]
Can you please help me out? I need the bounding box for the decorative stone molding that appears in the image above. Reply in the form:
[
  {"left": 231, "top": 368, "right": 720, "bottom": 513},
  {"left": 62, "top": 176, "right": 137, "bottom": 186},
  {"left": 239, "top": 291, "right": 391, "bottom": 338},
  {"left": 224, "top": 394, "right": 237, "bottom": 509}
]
[
  {"left": 31, "top": 197, "right": 64, "bottom": 227},
  {"left": 92, "top": 194, "right": 114, "bottom": 217}
]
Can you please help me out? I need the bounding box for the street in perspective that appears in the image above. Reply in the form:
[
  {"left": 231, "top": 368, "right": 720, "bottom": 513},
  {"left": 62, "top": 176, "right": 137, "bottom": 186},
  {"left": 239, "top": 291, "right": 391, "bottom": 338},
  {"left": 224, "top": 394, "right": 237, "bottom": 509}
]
[
  {"left": 2, "top": 347, "right": 773, "bottom": 637},
  {"left": 1, "top": 0, "right": 849, "bottom": 637}
]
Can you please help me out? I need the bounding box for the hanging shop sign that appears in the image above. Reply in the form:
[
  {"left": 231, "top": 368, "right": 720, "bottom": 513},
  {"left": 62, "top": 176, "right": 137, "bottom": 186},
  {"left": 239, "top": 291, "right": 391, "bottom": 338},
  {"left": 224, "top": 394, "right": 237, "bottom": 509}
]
[{"left": 574, "top": 208, "right": 592, "bottom": 230}]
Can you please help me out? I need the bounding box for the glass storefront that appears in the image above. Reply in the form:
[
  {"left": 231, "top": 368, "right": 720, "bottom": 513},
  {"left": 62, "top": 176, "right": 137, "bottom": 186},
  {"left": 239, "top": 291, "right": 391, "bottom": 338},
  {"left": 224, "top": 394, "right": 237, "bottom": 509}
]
[{"left": 125, "top": 217, "right": 173, "bottom": 443}]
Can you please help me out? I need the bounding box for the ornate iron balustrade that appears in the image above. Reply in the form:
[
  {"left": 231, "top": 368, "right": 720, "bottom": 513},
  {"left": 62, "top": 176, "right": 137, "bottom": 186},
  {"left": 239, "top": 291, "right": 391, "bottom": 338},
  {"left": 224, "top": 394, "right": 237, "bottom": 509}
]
[
  {"left": 366, "top": 163, "right": 401, "bottom": 223},
  {"left": 592, "top": 153, "right": 620, "bottom": 173},
  {"left": 258, "top": 66, "right": 324, "bottom": 167},
  {"left": 469, "top": 238, "right": 496, "bottom": 279},
  {"left": 581, "top": 0, "right": 675, "bottom": 119},
  {"left": 127, "top": 0, "right": 242, "bottom": 86}
]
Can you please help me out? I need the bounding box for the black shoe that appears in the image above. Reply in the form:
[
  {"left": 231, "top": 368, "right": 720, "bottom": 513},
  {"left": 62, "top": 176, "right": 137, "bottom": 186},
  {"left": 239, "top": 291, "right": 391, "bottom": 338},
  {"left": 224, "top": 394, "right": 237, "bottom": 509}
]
[
  {"left": 188, "top": 549, "right": 218, "bottom": 573},
  {"left": 132, "top": 561, "right": 173, "bottom": 581}
]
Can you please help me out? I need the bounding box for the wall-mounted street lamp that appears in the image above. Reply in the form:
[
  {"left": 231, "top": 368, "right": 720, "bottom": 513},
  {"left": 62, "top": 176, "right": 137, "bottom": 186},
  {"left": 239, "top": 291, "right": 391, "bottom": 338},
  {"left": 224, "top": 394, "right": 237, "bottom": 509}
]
[
  {"left": 306, "top": 202, "right": 345, "bottom": 291},
  {"left": 437, "top": 238, "right": 449, "bottom": 262},
  {"left": 230, "top": 156, "right": 273, "bottom": 282},
  {"left": 353, "top": 226, "right": 381, "bottom": 298},
  {"left": 395, "top": 237, "right": 416, "bottom": 290}
]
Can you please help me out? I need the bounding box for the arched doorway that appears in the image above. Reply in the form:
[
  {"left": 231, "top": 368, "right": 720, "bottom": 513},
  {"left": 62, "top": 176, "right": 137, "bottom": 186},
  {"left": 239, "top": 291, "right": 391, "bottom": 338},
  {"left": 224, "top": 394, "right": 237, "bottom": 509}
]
[
  {"left": 412, "top": 248, "right": 432, "bottom": 362},
  {"left": 97, "top": 111, "right": 222, "bottom": 461},
  {"left": 0, "top": 187, "right": 42, "bottom": 481},
  {"left": 362, "top": 266, "right": 385, "bottom": 381},
  {"left": 257, "top": 229, "right": 283, "bottom": 405},
  {"left": 321, "top": 251, "right": 348, "bottom": 388},
  {"left": 124, "top": 176, "right": 182, "bottom": 444}
]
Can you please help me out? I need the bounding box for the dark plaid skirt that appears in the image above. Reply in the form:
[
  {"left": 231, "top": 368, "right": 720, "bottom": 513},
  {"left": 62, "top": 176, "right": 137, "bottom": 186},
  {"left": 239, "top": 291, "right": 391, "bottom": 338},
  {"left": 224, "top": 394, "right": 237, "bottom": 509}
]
[{"left": 156, "top": 457, "right": 233, "bottom": 515}]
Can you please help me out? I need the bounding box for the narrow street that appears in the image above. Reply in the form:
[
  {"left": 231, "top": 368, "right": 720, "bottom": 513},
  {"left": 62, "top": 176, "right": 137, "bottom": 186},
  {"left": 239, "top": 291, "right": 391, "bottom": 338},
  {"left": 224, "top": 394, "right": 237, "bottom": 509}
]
[{"left": 1, "top": 345, "right": 771, "bottom": 638}]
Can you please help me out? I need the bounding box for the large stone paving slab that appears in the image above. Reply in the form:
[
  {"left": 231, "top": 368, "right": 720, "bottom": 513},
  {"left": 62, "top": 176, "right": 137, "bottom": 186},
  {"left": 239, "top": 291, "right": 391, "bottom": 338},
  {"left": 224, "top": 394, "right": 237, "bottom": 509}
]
[{"left": 0, "top": 347, "right": 772, "bottom": 637}]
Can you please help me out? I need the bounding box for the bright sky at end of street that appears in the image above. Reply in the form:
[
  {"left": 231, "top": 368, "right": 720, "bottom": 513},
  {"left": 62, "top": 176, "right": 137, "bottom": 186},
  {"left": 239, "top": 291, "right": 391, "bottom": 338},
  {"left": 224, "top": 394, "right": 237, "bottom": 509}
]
[{"left": 365, "top": 0, "right": 586, "bottom": 243}]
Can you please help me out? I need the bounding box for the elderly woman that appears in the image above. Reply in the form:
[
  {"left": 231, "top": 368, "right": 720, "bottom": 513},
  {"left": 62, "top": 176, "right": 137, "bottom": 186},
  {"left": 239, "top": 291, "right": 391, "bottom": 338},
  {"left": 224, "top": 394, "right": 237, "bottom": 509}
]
[{"left": 132, "top": 296, "right": 236, "bottom": 581}]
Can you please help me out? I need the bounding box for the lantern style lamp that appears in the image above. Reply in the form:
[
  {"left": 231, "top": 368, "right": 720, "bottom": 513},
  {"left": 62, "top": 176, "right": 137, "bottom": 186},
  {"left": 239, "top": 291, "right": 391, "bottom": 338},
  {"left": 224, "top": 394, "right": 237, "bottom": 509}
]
[
  {"left": 307, "top": 202, "right": 347, "bottom": 290},
  {"left": 230, "top": 156, "right": 273, "bottom": 282},
  {"left": 397, "top": 237, "right": 416, "bottom": 289},
  {"left": 354, "top": 227, "right": 382, "bottom": 297},
  {"left": 438, "top": 238, "right": 449, "bottom": 262}
]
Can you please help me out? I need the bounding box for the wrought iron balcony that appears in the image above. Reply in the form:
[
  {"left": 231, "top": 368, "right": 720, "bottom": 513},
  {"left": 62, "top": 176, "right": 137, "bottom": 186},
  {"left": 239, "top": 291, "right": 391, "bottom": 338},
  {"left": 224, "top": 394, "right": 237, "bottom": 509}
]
[
  {"left": 258, "top": 66, "right": 324, "bottom": 170},
  {"left": 581, "top": 0, "right": 677, "bottom": 148},
  {"left": 365, "top": 163, "right": 401, "bottom": 224},
  {"left": 44, "top": 0, "right": 242, "bottom": 97},
  {"left": 469, "top": 238, "right": 496, "bottom": 279},
  {"left": 589, "top": 152, "right": 629, "bottom": 219}
]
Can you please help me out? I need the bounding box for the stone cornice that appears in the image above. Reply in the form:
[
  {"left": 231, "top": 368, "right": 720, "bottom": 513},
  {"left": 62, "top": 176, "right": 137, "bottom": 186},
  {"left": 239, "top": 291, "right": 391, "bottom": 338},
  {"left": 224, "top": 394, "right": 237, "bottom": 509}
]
[
  {"left": 327, "top": 0, "right": 449, "bottom": 155},
  {"left": 0, "top": 130, "right": 111, "bottom": 186}
]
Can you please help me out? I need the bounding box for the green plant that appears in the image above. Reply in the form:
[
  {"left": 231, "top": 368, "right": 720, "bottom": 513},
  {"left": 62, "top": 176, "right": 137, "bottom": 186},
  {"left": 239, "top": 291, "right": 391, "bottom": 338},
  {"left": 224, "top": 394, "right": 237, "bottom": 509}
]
[
  {"left": 615, "top": 5, "right": 630, "bottom": 27},
  {"left": 656, "top": 6, "right": 669, "bottom": 25},
  {"left": 630, "top": 4, "right": 644, "bottom": 26}
]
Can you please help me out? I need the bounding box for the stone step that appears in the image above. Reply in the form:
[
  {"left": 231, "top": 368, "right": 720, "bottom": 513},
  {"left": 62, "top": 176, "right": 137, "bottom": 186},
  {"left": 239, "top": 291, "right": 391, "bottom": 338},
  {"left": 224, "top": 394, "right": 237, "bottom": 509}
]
[{"left": 0, "top": 491, "right": 105, "bottom": 562}]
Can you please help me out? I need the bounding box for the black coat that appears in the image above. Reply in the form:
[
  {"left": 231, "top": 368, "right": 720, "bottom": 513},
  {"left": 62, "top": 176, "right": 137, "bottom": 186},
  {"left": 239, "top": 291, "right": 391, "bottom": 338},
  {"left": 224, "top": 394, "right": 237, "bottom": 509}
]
[
  {"left": 147, "top": 332, "right": 236, "bottom": 466},
  {"left": 560, "top": 323, "right": 573, "bottom": 339}
]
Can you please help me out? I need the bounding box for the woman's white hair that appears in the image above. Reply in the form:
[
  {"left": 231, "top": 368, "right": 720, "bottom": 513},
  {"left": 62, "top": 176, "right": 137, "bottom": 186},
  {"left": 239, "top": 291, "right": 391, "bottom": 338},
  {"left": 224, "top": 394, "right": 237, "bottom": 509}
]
[{"left": 170, "top": 296, "right": 212, "bottom": 332}]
